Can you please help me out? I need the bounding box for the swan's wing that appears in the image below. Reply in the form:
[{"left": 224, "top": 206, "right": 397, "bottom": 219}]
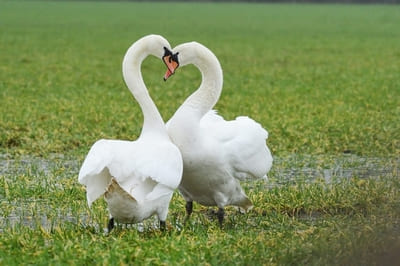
[
  {"left": 200, "top": 110, "right": 273, "bottom": 181},
  {"left": 78, "top": 139, "right": 120, "bottom": 206},
  {"left": 133, "top": 140, "right": 183, "bottom": 201},
  {"left": 78, "top": 138, "right": 182, "bottom": 206}
]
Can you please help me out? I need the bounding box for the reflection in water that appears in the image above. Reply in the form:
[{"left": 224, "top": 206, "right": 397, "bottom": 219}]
[{"left": 0, "top": 154, "right": 398, "bottom": 231}]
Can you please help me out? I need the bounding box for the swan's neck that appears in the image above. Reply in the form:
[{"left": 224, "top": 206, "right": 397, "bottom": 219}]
[
  {"left": 181, "top": 55, "right": 223, "bottom": 119},
  {"left": 122, "top": 46, "right": 167, "bottom": 138}
]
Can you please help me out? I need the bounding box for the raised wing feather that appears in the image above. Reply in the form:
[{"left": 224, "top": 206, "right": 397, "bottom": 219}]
[
  {"left": 200, "top": 110, "right": 273, "bottom": 181},
  {"left": 78, "top": 138, "right": 182, "bottom": 206}
]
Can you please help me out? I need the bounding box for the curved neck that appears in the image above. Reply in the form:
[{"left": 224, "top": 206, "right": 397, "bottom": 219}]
[
  {"left": 122, "top": 44, "right": 167, "bottom": 138},
  {"left": 181, "top": 49, "right": 223, "bottom": 120}
]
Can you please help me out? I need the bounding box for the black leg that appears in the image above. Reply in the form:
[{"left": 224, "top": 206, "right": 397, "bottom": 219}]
[
  {"left": 184, "top": 201, "right": 193, "bottom": 224},
  {"left": 107, "top": 217, "right": 115, "bottom": 233},
  {"left": 217, "top": 208, "right": 224, "bottom": 228},
  {"left": 160, "top": 220, "right": 166, "bottom": 231},
  {"left": 186, "top": 201, "right": 193, "bottom": 217}
]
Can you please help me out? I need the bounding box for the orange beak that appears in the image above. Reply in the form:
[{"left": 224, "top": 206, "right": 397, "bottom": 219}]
[{"left": 162, "top": 47, "right": 179, "bottom": 81}]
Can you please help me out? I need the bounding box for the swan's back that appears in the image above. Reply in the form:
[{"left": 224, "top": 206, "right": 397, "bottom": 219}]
[{"left": 200, "top": 110, "right": 273, "bottom": 181}]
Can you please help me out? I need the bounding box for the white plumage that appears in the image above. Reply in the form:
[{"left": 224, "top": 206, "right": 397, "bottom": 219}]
[
  {"left": 78, "top": 35, "right": 183, "bottom": 230},
  {"left": 164, "top": 42, "right": 272, "bottom": 225},
  {"left": 200, "top": 110, "right": 272, "bottom": 181}
]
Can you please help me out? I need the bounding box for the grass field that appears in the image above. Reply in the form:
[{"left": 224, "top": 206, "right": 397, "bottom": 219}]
[{"left": 1, "top": 1, "right": 400, "bottom": 265}]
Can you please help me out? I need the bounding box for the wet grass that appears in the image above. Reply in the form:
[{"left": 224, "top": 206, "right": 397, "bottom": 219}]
[
  {"left": 1, "top": 1, "right": 400, "bottom": 265},
  {"left": 0, "top": 155, "right": 399, "bottom": 265}
]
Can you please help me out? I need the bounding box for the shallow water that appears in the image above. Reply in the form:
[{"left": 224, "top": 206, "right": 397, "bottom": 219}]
[
  {"left": 270, "top": 154, "right": 398, "bottom": 185},
  {"left": 0, "top": 154, "right": 398, "bottom": 231},
  {"left": 0, "top": 153, "right": 80, "bottom": 177}
]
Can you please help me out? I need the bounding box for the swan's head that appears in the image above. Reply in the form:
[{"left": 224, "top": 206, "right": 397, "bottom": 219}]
[
  {"left": 124, "top": 34, "right": 172, "bottom": 67},
  {"left": 162, "top": 47, "right": 179, "bottom": 81},
  {"left": 163, "top": 42, "right": 220, "bottom": 81}
]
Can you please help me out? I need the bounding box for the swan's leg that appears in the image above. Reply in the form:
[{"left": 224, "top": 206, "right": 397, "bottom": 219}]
[
  {"left": 186, "top": 201, "right": 193, "bottom": 217},
  {"left": 217, "top": 208, "right": 224, "bottom": 228},
  {"left": 184, "top": 201, "right": 193, "bottom": 225},
  {"left": 107, "top": 217, "right": 115, "bottom": 232},
  {"left": 160, "top": 220, "right": 166, "bottom": 231}
]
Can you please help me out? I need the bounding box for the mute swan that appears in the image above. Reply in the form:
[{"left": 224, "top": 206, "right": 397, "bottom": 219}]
[
  {"left": 78, "top": 35, "right": 183, "bottom": 232},
  {"left": 163, "top": 42, "right": 272, "bottom": 227}
]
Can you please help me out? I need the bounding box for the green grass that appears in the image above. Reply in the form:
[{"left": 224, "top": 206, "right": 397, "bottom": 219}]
[
  {"left": 1, "top": 1, "right": 399, "bottom": 157},
  {"left": 1, "top": 1, "right": 400, "bottom": 265},
  {"left": 1, "top": 155, "right": 399, "bottom": 265}
]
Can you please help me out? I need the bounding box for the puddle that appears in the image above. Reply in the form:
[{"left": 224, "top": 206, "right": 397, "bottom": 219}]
[
  {"left": 0, "top": 153, "right": 80, "bottom": 177},
  {"left": 0, "top": 154, "right": 398, "bottom": 231},
  {"left": 2, "top": 204, "right": 81, "bottom": 229},
  {"left": 269, "top": 155, "right": 398, "bottom": 186},
  {"left": 0, "top": 200, "right": 163, "bottom": 234}
]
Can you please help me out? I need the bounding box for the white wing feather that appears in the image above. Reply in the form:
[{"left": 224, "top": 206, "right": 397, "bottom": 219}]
[
  {"left": 200, "top": 110, "right": 273, "bottom": 181},
  {"left": 78, "top": 138, "right": 182, "bottom": 206}
]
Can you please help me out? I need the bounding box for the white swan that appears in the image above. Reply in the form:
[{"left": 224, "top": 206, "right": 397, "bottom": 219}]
[
  {"left": 163, "top": 42, "right": 273, "bottom": 226},
  {"left": 78, "top": 35, "right": 183, "bottom": 231}
]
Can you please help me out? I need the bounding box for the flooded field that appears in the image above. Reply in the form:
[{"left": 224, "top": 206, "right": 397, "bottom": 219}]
[
  {"left": 0, "top": 154, "right": 398, "bottom": 232},
  {"left": 271, "top": 154, "right": 399, "bottom": 185}
]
